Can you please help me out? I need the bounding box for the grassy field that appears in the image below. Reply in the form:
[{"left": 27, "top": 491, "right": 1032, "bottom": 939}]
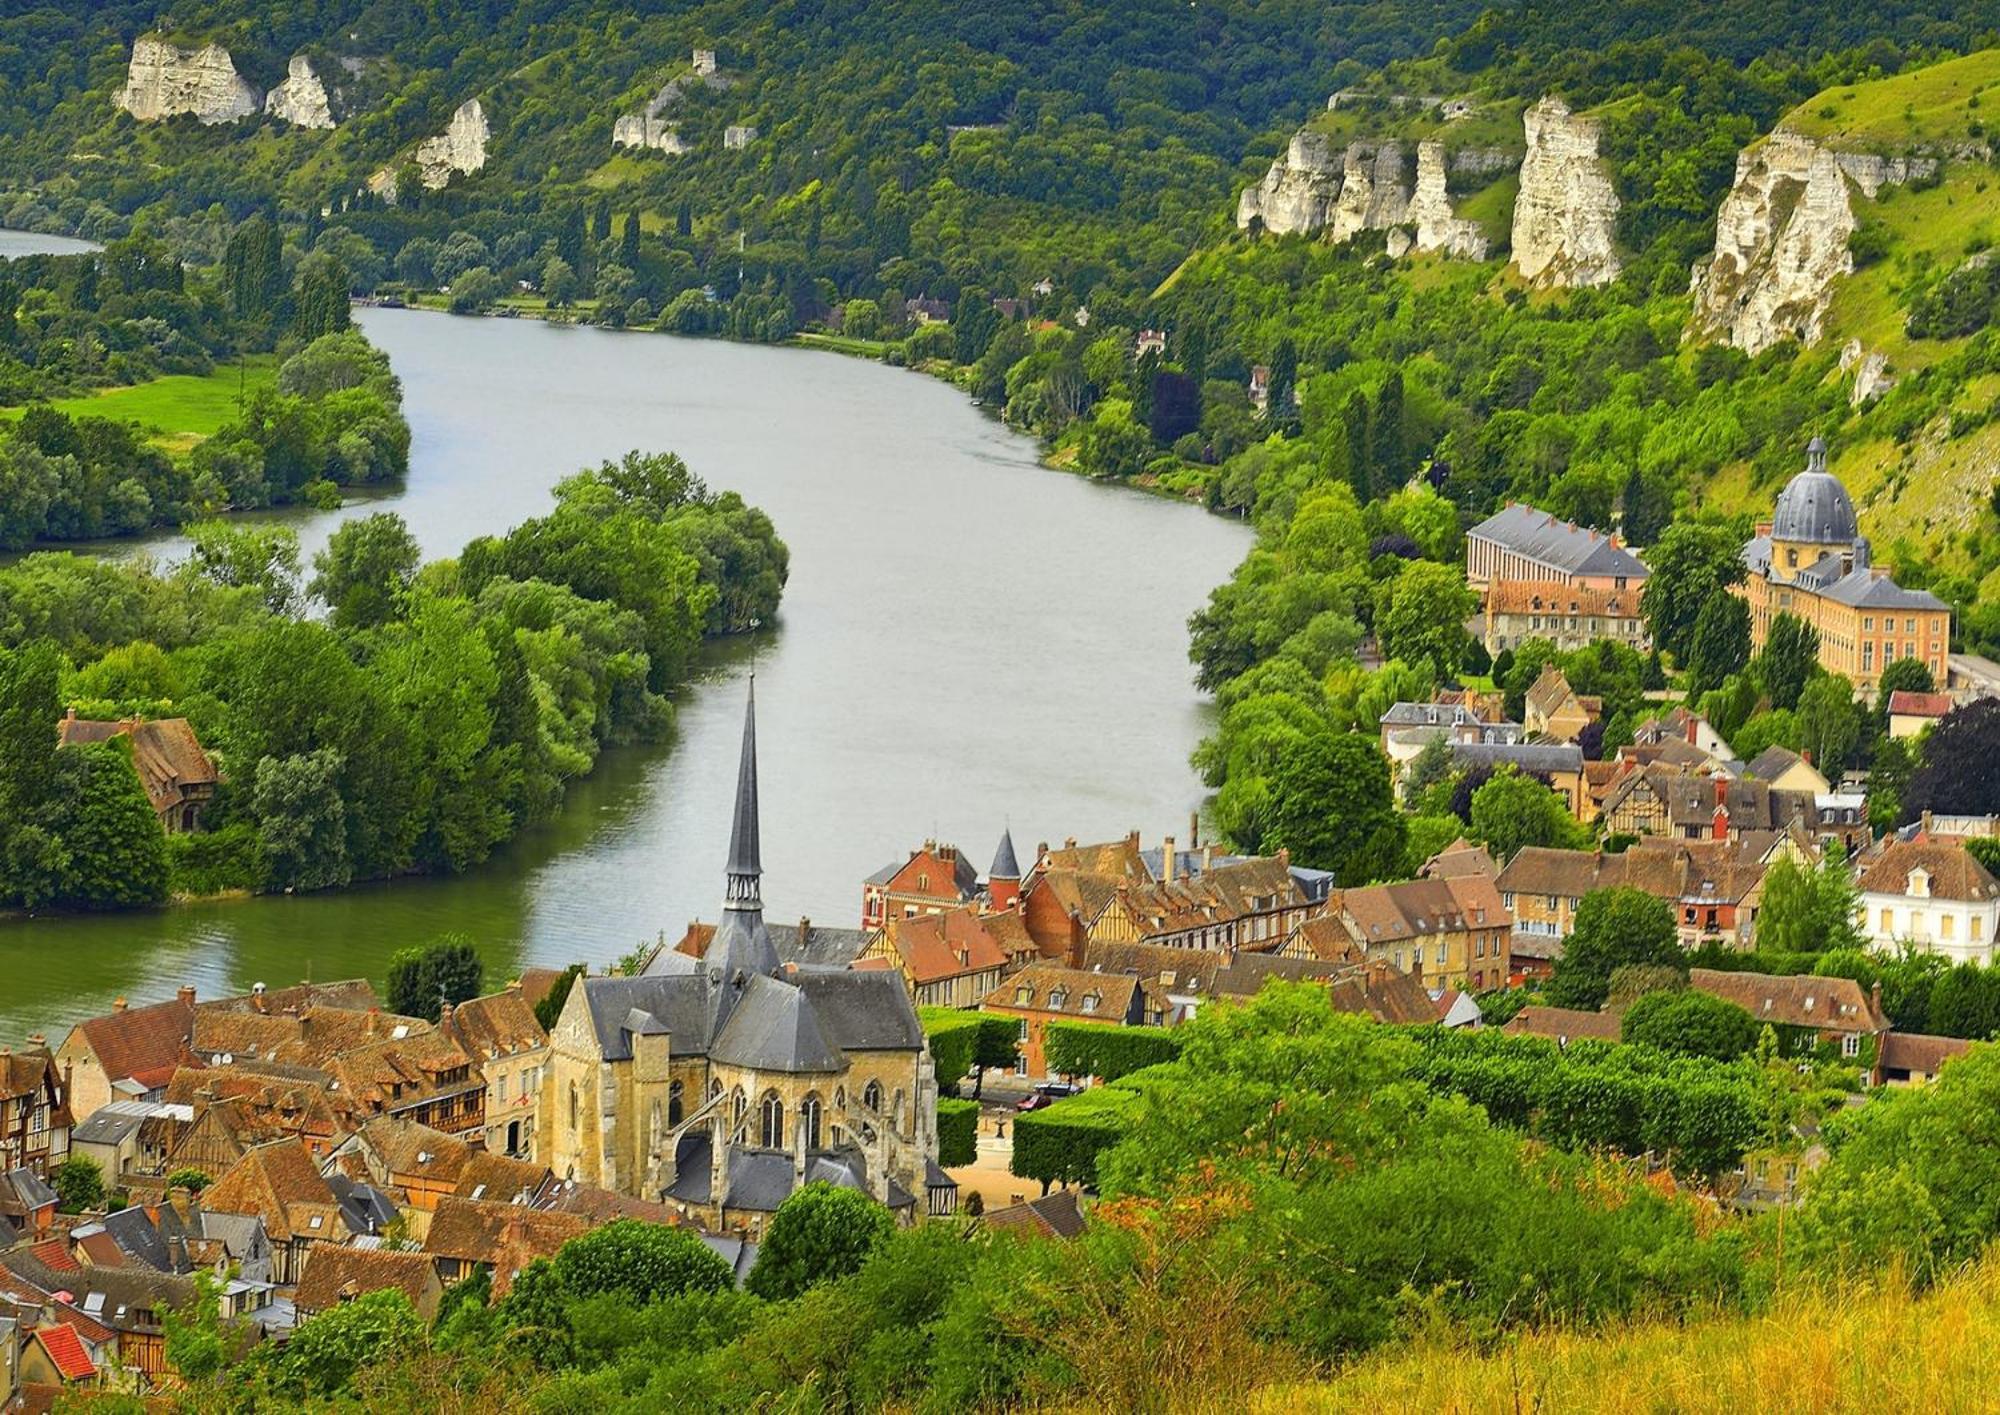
[
  {"left": 0, "top": 356, "right": 278, "bottom": 454},
  {"left": 1260, "top": 1259, "right": 2000, "bottom": 1414},
  {"left": 1786, "top": 47, "right": 2000, "bottom": 148}
]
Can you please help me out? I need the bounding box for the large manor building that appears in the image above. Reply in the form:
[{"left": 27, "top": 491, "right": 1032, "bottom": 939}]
[
  {"left": 540, "top": 684, "right": 945, "bottom": 1235},
  {"left": 1741, "top": 439, "right": 1950, "bottom": 694}
]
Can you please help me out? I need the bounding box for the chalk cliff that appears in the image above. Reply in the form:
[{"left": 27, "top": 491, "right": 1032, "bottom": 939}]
[
  {"left": 1235, "top": 130, "right": 1342, "bottom": 235},
  {"left": 264, "top": 55, "right": 335, "bottom": 129},
  {"left": 1408, "top": 140, "right": 1490, "bottom": 259},
  {"left": 612, "top": 113, "right": 689, "bottom": 153},
  {"left": 1328, "top": 142, "right": 1410, "bottom": 242},
  {"left": 1510, "top": 96, "right": 1621, "bottom": 288},
  {"left": 116, "top": 38, "right": 260, "bottom": 125},
  {"left": 1690, "top": 130, "right": 1934, "bottom": 355},
  {"left": 414, "top": 99, "right": 490, "bottom": 189}
]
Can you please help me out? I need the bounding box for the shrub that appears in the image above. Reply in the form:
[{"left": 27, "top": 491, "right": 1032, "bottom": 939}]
[
  {"left": 938, "top": 1097, "right": 980, "bottom": 1167},
  {"left": 1011, "top": 1086, "right": 1139, "bottom": 1191},
  {"left": 1043, "top": 1021, "right": 1183, "bottom": 1081},
  {"left": 746, "top": 1183, "right": 897, "bottom": 1301}
]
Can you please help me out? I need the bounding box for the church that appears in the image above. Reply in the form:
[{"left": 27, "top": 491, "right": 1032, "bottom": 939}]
[{"left": 538, "top": 683, "right": 947, "bottom": 1234}]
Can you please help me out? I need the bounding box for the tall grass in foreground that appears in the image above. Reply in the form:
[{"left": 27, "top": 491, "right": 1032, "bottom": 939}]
[{"left": 1263, "top": 1257, "right": 2000, "bottom": 1414}]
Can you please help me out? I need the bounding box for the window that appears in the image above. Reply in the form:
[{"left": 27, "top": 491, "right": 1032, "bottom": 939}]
[
  {"left": 668, "top": 1080, "right": 684, "bottom": 1128},
  {"left": 1080, "top": 992, "right": 1100, "bottom": 1014},
  {"left": 801, "top": 1095, "right": 823, "bottom": 1151},
  {"left": 1906, "top": 618, "right": 1917, "bottom": 634},
  {"left": 1943, "top": 914, "right": 1957, "bottom": 940},
  {"left": 568, "top": 1082, "right": 579, "bottom": 1132},
  {"left": 1435, "top": 943, "right": 1446, "bottom": 965},
  {"left": 732, "top": 1088, "right": 748, "bottom": 1128},
  {"left": 760, "top": 1092, "right": 784, "bottom": 1148},
  {"left": 1014, "top": 986, "right": 1031, "bottom": 1005},
  {"left": 1016, "top": 1019, "right": 1028, "bottom": 1042},
  {"left": 1880, "top": 907, "right": 1893, "bottom": 933},
  {"left": 863, "top": 1081, "right": 883, "bottom": 1113},
  {"left": 497, "top": 1073, "right": 508, "bottom": 1104},
  {"left": 1976, "top": 916, "right": 1987, "bottom": 942},
  {"left": 1841, "top": 1034, "right": 1861, "bottom": 1059},
  {"left": 1048, "top": 987, "right": 1068, "bottom": 1010}
]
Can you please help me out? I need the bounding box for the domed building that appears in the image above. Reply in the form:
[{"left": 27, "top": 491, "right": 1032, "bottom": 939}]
[{"left": 1741, "top": 439, "right": 1949, "bottom": 693}]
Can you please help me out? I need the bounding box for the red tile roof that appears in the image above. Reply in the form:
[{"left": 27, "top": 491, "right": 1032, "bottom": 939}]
[
  {"left": 27, "top": 1240, "right": 78, "bottom": 1274},
  {"left": 33, "top": 1321, "right": 96, "bottom": 1381},
  {"left": 69, "top": 997, "right": 196, "bottom": 1091},
  {"left": 1887, "top": 691, "right": 1954, "bottom": 719}
]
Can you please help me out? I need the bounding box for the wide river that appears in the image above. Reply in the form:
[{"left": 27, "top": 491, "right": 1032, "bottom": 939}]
[{"left": 0, "top": 293, "right": 1251, "bottom": 1040}]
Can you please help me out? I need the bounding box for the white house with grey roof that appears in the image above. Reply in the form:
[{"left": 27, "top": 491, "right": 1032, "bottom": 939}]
[{"left": 538, "top": 682, "right": 945, "bottom": 1235}]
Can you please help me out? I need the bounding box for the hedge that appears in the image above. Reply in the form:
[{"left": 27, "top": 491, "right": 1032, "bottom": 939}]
[
  {"left": 937, "top": 1098, "right": 979, "bottom": 1168},
  {"left": 920, "top": 1008, "right": 1021, "bottom": 1090},
  {"left": 1043, "top": 1020, "right": 1183, "bottom": 1081},
  {"left": 1010, "top": 1086, "right": 1138, "bottom": 1190}
]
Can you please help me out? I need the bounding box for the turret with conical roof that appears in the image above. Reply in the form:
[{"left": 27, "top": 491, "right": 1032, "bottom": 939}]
[{"left": 987, "top": 827, "right": 1022, "bottom": 912}]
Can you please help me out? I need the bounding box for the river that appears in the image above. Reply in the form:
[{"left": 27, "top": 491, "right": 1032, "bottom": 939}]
[{"left": 0, "top": 298, "right": 1252, "bottom": 1041}]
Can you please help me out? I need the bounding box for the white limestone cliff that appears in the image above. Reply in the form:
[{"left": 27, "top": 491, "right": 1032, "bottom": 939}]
[
  {"left": 612, "top": 113, "right": 689, "bottom": 154},
  {"left": 1408, "top": 140, "right": 1490, "bottom": 258},
  {"left": 1235, "top": 130, "right": 1342, "bottom": 235},
  {"left": 414, "top": 99, "right": 490, "bottom": 189},
  {"left": 264, "top": 55, "right": 335, "bottom": 129},
  {"left": 1328, "top": 142, "right": 1410, "bottom": 243},
  {"left": 1690, "top": 130, "right": 1934, "bottom": 355},
  {"left": 116, "top": 37, "right": 260, "bottom": 125},
  {"left": 1840, "top": 338, "right": 1895, "bottom": 406},
  {"left": 1510, "top": 96, "right": 1621, "bottom": 288}
]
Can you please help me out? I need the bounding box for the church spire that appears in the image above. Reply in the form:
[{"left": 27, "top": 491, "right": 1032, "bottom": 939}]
[{"left": 724, "top": 677, "right": 762, "bottom": 912}]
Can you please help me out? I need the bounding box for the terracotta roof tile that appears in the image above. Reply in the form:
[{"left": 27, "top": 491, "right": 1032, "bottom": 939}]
[
  {"left": 68, "top": 999, "right": 195, "bottom": 1092},
  {"left": 1688, "top": 969, "right": 1884, "bottom": 1033},
  {"left": 58, "top": 716, "right": 218, "bottom": 816},
  {"left": 984, "top": 963, "right": 1137, "bottom": 1018},
  {"left": 1858, "top": 840, "right": 2000, "bottom": 903},
  {"left": 294, "top": 1246, "right": 438, "bottom": 1317},
  {"left": 422, "top": 1196, "right": 589, "bottom": 1298},
  {"left": 883, "top": 908, "right": 1013, "bottom": 985},
  {"left": 33, "top": 1321, "right": 95, "bottom": 1381},
  {"left": 444, "top": 991, "right": 547, "bottom": 1063},
  {"left": 1484, "top": 580, "right": 1644, "bottom": 618},
  {"left": 1879, "top": 1032, "right": 1975, "bottom": 1075},
  {"left": 1504, "top": 1005, "right": 1624, "bottom": 1043},
  {"left": 1887, "top": 691, "right": 1954, "bottom": 719}
]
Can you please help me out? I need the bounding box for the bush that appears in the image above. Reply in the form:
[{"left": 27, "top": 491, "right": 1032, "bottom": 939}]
[
  {"left": 746, "top": 1183, "right": 897, "bottom": 1301},
  {"left": 165, "top": 822, "right": 263, "bottom": 896},
  {"left": 554, "top": 1219, "right": 734, "bottom": 1305},
  {"left": 938, "top": 1097, "right": 979, "bottom": 1167},
  {"left": 1011, "top": 1086, "right": 1139, "bottom": 1191},
  {"left": 1622, "top": 990, "right": 1759, "bottom": 1061},
  {"left": 1043, "top": 1021, "right": 1183, "bottom": 1081}
]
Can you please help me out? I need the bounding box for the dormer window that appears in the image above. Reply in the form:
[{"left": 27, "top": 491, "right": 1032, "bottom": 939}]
[
  {"left": 1014, "top": 986, "right": 1032, "bottom": 1005},
  {"left": 1048, "top": 988, "right": 1068, "bottom": 1010},
  {"left": 1080, "top": 993, "right": 1100, "bottom": 1014}
]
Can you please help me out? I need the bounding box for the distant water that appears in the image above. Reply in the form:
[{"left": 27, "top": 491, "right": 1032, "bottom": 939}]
[
  {"left": 0, "top": 229, "right": 102, "bottom": 258},
  {"left": 0, "top": 308, "right": 1251, "bottom": 1040}
]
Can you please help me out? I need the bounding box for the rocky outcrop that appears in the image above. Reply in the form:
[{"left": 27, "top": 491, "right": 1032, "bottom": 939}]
[
  {"left": 1510, "top": 96, "right": 1620, "bottom": 288},
  {"left": 414, "top": 99, "right": 489, "bottom": 188},
  {"left": 1690, "top": 130, "right": 1934, "bottom": 355},
  {"left": 1236, "top": 130, "right": 1342, "bottom": 234},
  {"left": 116, "top": 37, "right": 260, "bottom": 125},
  {"left": 1329, "top": 142, "right": 1410, "bottom": 243},
  {"left": 1840, "top": 339, "right": 1895, "bottom": 406},
  {"left": 264, "top": 55, "right": 335, "bottom": 129},
  {"left": 612, "top": 113, "right": 688, "bottom": 153},
  {"left": 1408, "top": 140, "right": 1490, "bottom": 259}
]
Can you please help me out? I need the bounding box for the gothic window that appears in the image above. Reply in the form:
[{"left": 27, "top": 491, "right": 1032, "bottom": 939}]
[
  {"left": 893, "top": 1088, "right": 906, "bottom": 1135},
  {"left": 802, "top": 1094, "right": 823, "bottom": 1151},
  {"left": 668, "top": 1080, "right": 684, "bottom": 1128},
  {"left": 650, "top": 1101, "right": 664, "bottom": 1149},
  {"left": 863, "top": 1080, "right": 883, "bottom": 1113},
  {"left": 732, "top": 1087, "right": 747, "bottom": 1130},
  {"left": 568, "top": 1082, "right": 579, "bottom": 1132},
  {"left": 760, "top": 1091, "right": 785, "bottom": 1149},
  {"left": 835, "top": 1086, "right": 846, "bottom": 1111}
]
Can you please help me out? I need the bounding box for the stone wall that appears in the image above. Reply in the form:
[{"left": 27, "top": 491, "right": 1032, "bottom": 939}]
[{"left": 1509, "top": 96, "right": 1621, "bottom": 288}]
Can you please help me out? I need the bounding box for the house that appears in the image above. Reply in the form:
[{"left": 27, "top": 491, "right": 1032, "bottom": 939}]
[
  {"left": 1135, "top": 328, "right": 1167, "bottom": 357},
  {"left": 861, "top": 840, "right": 981, "bottom": 928},
  {"left": 421, "top": 1195, "right": 591, "bottom": 1296},
  {"left": 1075, "top": 942, "right": 1228, "bottom": 1026},
  {"left": 1481, "top": 580, "right": 1649, "bottom": 655},
  {"left": 442, "top": 986, "right": 548, "bottom": 1160},
  {"left": 0, "top": 1169, "right": 57, "bottom": 1241},
  {"left": 1465, "top": 503, "right": 1649, "bottom": 592},
  {"left": 1421, "top": 838, "right": 1498, "bottom": 881},
  {"left": 981, "top": 964, "right": 1144, "bottom": 1078},
  {"left": 323, "top": 1026, "right": 487, "bottom": 1142},
  {"left": 691, "top": 48, "right": 718, "bottom": 75},
  {"left": 1122, "top": 853, "right": 1315, "bottom": 953},
  {"left": 1888, "top": 690, "right": 1954, "bottom": 740},
  {"left": 1632, "top": 706, "right": 1734, "bottom": 764},
  {"left": 201, "top": 1139, "right": 379, "bottom": 1285},
  {"left": 1379, "top": 701, "right": 1525, "bottom": 773},
  {"left": 1857, "top": 840, "right": 2000, "bottom": 963},
  {"left": 331, "top": 1117, "right": 474, "bottom": 1215},
  {"left": 980, "top": 1189, "right": 1086, "bottom": 1240},
  {"left": 1498, "top": 840, "right": 1772, "bottom": 951},
  {"left": 541, "top": 688, "right": 938, "bottom": 1237},
  {"left": 862, "top": 907, "right": 1033, "bottom": 1009},
  {"left": 162, "top": 1067, "right": 348, "bottom": 1170},
  {"left": 4, "top": 1253, "right": 196, "bottom": 1386},
  {"left": 1311, "top": 875, "right": 1512, "bottom": 991},
  {"left": 1600, "top": 764, "right": 1823, "bottom": 844},
  {"left": 57, "top": 712, "right": 220, "bottom": 833},
  {"left": 21, "top": 1322, "right": 96, "bottom": 1391},
  {"left": 0, "top": 1048, "right": 72, "bottom": 1180},
  {"left": 1741, "top": 745, "right": 1830, "bottom": 796},
  {"left": 1739, "top": 440, "right": 1950, "bottom": 694},
  {"left": 1523, "top": 665, "right": 1600, "bottom": 744},
  {"left": 1447, "top": 741, "right": 1589, "bottom": 817},
  {"left": 903, "top": 295, "right": 950, "bottom": 325},
  {"left": 67, "top": 1100, "right": 190, "bottom": 1186},
  {"left": 1503, "top": 1005, "right": 1625, "bottom": 1046},
  {"left": 1687, "top": 969, "right": 1888, "bottom": 1067},
  {"left": 294, "top": 1246, "right": 443, "bottom": 1321},
  {"left": 1878, "top": 1032, "right": 1975, "bottom": 1085},
  {"left": 1211, "top": 955, "right": 1445, "bottom": 1025},
  {"left": 1018, "top": 868, "right": 1131, "bottom": 964}
]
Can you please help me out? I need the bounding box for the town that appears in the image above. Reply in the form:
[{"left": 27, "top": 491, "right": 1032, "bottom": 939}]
[{"left": 2, "top": 447, "right": 1997, "bottom": 1401}]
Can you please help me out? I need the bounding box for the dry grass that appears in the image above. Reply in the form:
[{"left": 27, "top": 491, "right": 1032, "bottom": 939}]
[{"left": 1256, "top": 1257, "right": 2000, "bottom": 1414}]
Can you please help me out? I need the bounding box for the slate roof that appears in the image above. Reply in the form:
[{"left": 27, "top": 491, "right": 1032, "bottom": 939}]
[
  {"left": 1467, "top": 503, "right": 1650, "bottom": 580},
  {"left": 1857, "top": 840, "right": 2000, "bottom": 903},
  {"left": 0, "top": 1168, "right": 57, "bottom": 1215},
  {"left": 1744, "top": 746, "right": 1807, "bottom": 782},
  {"left": 295, "top": 1246, "right": 438, "bottom": 1316},
  {"left": 699, "top": 1232, "right": 760, "bottom": 1285},
  {"left": 1448, "top": 740, "right": 1584, "bottom": 776},
  {"left": 580, "top": 975, "right": 719, "bottom": 1061},
  {"left": 711, "top": 974, "right": 844, "bottom": 1073},
  {"left": 99, "top": 1205, "right": 175, "bottom": 1274},
  {"left": 71, "top": 1102, "right": 155, "bottom": 1147},
  {"left": 673, "top": 917, "right": 873, "bottom": 970},
  {"left": 982, "top": 1189, "right": 1086, "bottom": 1239},
  {"left": 990, "top": 829, "right": 1021, "bottom": 881},
  {"left": 1601, "top": 764, "right": 1817, "bottom": 833},
  {"left": 790, "top": 971, "right": 925, "bottom": 1051},
  {"left": 1770, "top": 450, "right": 1858, "bottom": 544}
]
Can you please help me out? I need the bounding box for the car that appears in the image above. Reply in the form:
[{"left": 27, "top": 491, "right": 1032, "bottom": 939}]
[
  {"left": 1016, "top": 1082, "right": 1081, "bottom": 1111},
  {"left": 1015, "top": 1091, "right": 1054, "bottom": 1111}
]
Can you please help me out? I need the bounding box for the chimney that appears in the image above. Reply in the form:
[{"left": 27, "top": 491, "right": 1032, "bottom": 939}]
[
  {"left": 1203, "top": 844, "right": 1215, "bottom": 873},
  {"left": 1871, "top": 980, "right": 1884, "bottom": 1018},
  {"left": 1189, "top": 810, "right": 1200, "bottom": 850},
  {"left": 113, "top": 998, "right": 128, "bottom": 1013},
  {"left": 65, "top": 707, "right": 76, "bottom": 721},
  {"left": 177, "top": 985, "right": 195, "bottom": 1007},
  {"left": 1161, "top": 836, "right": 1176, "bottom": 882},
  {"left": 1277, "top": 847, "right": 1291, "bottom": 870}
]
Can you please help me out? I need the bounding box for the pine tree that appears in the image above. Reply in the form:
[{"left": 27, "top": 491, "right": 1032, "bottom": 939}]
[
  {"left": 1344, "top": 391, "right": 1373, "bottom": 503},
  {"left": 1372, "top": 369, "right": 1406, "bottom": 498},
  {"left": 1266, "top": 337, "right": 1298, "bottom": 425},
  {"left": 558, "top": 206, "right": 587, "bottom": 269},
  {"left": 591, "top": 196, "right": 612, "bottom": 242},
  {"left": 620, "top": 211, "right": 642, "bottom": 268},
  {"left": 676, "top": 199, "right": 693, "bottom": 239}
]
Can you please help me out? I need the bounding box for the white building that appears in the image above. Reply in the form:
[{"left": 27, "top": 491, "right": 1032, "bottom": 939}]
[{"left": 1856, "top": 840, "right": 2000, "bottom": 963}]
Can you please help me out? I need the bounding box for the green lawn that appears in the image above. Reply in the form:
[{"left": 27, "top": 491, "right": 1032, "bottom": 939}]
[
  {"left": 1784, "top": 48, "right": 2000, "bottom": 148},
  {"left": 0, "top": 356, "right": 279, "bottom": 453}
]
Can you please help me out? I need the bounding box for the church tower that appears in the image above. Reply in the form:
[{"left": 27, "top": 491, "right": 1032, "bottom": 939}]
[{"left": 705, "top": 679, "right": 781, "bottom": 1036}]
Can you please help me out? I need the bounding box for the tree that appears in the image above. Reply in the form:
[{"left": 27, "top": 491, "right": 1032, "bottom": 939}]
[
  {"left": 1621, "top": 990, "right": 1758, "bottom": 1061},
  {"left": 542, "top": 257, "right": 580, "bottom": 308},
  {"left": 1547, "top": 887, "right": 1684, "bottom": 1009},
  {"left": 53, "top": 740, "right": 169, "bottom": 909},
  {"left": 1266, "top": 338, "right": 1297, "bottom": 425},
  {"left": 448, "top": 266, "right": 501, "bottom": 313},
  {"left": 1904, "top": 699, "right": 2000, "bottom": 820},
  {"left": 1377, "top": 562, "right": 1477, "bottom": 677},
  {"left": 166, "top": 1167, "right": 211, "bottom": 1193},
  {"left": 310, "top": 513, "right": 421, "bottom": 630},
  {"left": 385, "top": 933, "right": 485, "bottom": 1021},
  {"left": 1798, "top": 673, "right": 1862, "bottom": 775},
  {"left": 1756, "top": 852, "right": 1863, "bottom": 955},
  {"left": 553, "top": 1218, "right": 733, "bottom": 1304},
  {"left": 50, "top": 1155, "right": 104, "bottom": 1212},
  {"left": 1371, "top": 369, "right": 1407, "bottom": 497},
  {"left": 1641, "top": 523, "right": 1746, "bottom": 663},
  {"left": 164, "top": 1272, "right": 229, "bottom": 1385},
  {"left": 1261, "top": 727, "right": 1405, "bottom": 884},
  {"left": 292, "top": 252, "right": 352, "bottom": 341},
  {"left": 1875, "top": 657, "right": 1937, "bottom": 722},
  {"left": 533, "top": 963, "right": 586, "bottom": 1032},
  {"left": 273, "top": 1289, "right": 424, "bottom": 1395},
  {"left": 252, "top": 750, "right": 350, "bottom": 893},
  {"left": 1468, "top": 768, "right": 1581, "bottom": 859},
  {"left": 182, "top": 520, "right": 302, "bottom": 615},
  {"left": 1755, "top": 613, "right": 1820, "bottom": 711},
  {"left": 746, "top": 1183, "right": 897, "bottom": 1301},
  {"left": 1686, "top": 593, "right": 1750, "bottom": 697}
]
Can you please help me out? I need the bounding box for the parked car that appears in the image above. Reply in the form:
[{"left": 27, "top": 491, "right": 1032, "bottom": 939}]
[{"left": 1016, "top": 1082, "right": 1081, "bottom": 1111}]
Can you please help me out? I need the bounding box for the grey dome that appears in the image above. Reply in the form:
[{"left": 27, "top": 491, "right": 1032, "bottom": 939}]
[{"left": 1771, "top": 439, "right": 1857, "bottom": 545}]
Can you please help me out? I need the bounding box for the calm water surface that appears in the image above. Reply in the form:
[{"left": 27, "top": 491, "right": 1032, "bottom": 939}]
[
  {"left": 0, "top": 304, "right": 1250, "bottom": 1041},
  {"left": 0, "top": 230, "right": 100, "bottom": 258}
]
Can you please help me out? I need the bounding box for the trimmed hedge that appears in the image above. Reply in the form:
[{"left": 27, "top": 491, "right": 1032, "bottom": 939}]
[
  {"left": 937, "top": 1097, "right": 979, "bottom": 1168},
  {"left": 919, "top": 1007, "right": 1020, "bottom": 1089},
  {"left": 1043, "top": 1020, "right": 1183, "bottom": 1081},
  {"left": 1010, "top": 1086, "right": 1138, "bottom": 1189}
]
